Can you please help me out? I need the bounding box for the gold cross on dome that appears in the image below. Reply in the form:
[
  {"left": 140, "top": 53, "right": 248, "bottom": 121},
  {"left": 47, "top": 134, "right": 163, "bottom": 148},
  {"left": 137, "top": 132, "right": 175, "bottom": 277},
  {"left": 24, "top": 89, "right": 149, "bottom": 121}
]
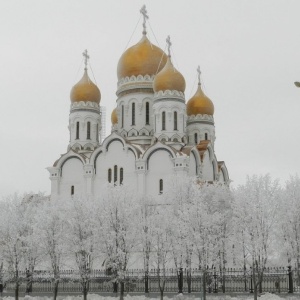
[
  {"left": 166, "top": 35, "right": 172, "bottom": 57},
  {"left": 197, "top": 65, "right": 201, "bottom": 85},
  {"left": 140, "top": 5, "right": 149, "bottom": 35},
  {"left": 83, "top": 49, "right": 90, "bottom": 70}
]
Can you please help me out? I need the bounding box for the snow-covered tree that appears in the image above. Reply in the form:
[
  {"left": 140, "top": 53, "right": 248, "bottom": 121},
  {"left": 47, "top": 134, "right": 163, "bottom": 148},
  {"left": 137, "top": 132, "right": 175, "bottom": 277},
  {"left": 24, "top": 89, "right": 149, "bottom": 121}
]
[
  {"left": 233, "top": 174, "right": 281, "bottom": 300},
  {"left": 150, "top": 206, "right": 173, "bottom": 300},
  {"left": 0, "top": 194, "right": 28, "bottom": 300},
  {"left": 98, "top": 184, "right": 140, "bottom": 300},
  {"left": 64, "top": 196, "right": 98, "bottom": 300},
  {"left": 35, "top": 197, "right": 67, "bottom": 300},
  {"left": 279, "top": 175, "right": 300, "bottom": 283}
]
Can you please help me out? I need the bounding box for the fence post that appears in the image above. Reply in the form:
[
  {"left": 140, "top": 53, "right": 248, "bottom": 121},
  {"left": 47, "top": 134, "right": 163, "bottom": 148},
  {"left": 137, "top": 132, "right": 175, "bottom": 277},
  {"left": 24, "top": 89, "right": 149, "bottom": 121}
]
[
  {"left": 250, "top": 267, "right": 253, "bottom": 293},
  {"left": 288, "top": 266, "right": 293, "bottom": 293},
  {"left": 145, "top": 270, "right": 149, "bottom": 295},
  {"left": 213, "top": 268, "right": 218, "bottom": 293},
  {"left": 178, "top": 267, "right": 183, "bottom": 294}
]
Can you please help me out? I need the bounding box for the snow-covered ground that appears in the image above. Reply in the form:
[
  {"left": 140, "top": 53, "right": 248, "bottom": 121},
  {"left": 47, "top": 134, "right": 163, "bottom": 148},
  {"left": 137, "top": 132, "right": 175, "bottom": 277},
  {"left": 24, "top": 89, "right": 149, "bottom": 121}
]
[{"left": 1, "top": 294, "right": 300, "bottom": 300}]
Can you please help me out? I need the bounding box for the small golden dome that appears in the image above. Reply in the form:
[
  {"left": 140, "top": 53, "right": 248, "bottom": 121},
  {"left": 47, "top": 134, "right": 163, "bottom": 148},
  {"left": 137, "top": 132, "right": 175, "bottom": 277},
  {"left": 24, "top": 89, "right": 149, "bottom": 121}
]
[
  {"left": 186, "top": 84, "right": 214, "bottom": 116},
  {"left": 117, "top": 35, "right": 167, "bottom": 80},
  {"left": 70, "top": 69, "right": 101, "bottom": 103},
  {"left": 153, "top": 57, "right": 185, "bottom": 93},
  {"left": 111, "top": 108, "right": 118, "bottom": 125}
]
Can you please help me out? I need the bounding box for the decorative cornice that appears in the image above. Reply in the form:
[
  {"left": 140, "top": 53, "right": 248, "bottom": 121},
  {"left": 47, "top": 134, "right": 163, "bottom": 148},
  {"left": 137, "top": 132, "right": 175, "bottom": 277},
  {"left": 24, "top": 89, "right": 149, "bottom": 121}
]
[
  {"left": 116, "top": 75, "right": 155, "bottom": 96},
  {"left": 70, "top": 101, "right": 100, "bottom": 113},
  {"left": 117, "top": 74, "right": 155, "bottom": 87},
  {"left": 154, "top": 90, "right": 185, "bottom": 102},
  {"left": 187, "top": 114, "right": 214, "bottom": 125}
]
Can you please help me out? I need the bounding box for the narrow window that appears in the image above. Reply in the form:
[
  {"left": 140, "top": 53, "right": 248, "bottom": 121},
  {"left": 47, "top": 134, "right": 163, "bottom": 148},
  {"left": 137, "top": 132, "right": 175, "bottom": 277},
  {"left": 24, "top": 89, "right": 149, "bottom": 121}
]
[
  {"left": 145, "top": 102, "right": 149, "bottom": 125},
  {"left": 114, "top": 165, "right": 118, "bottom": 183},
  {"left": 132, "top": 103, "right": 135, "bottom": 125},
  {"left": 71, "top": 185, "right": 74, "bottom": 195},
  {"left": 120, "top": 168, "right": 123, "bottom": 184},
  {"left": 159, "top": 179, "right": 163, "bottom": 194},
  {"left": 162, "top": 111, "right": 166, "bottom": 130},
  {"left": 174, "top": 111, "right": 177, "bottom": 130},
  {"left": 76, "top": 122, "right": 79, "bottom": 139},
  {"left": 108, "top": 169, "right": 112, "bottom": 183},
  {"left": 87, "top": 122, "right": 91, "bottom": 139},
  {"left": 205, "top": 133, "right": 208, "bottom": 140},
  {"left": 194, "top": 133, "right": 198, "bottom": 144},
  {"left": 96, "top": 124, "right": 99, "bottom": 142},
  {"left": 121, "top": 105, "right": 124, "bottom": 128}
]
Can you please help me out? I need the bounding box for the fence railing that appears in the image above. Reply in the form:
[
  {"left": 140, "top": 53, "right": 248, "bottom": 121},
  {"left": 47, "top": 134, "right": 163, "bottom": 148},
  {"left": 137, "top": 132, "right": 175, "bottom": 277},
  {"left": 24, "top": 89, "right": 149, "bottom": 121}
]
[{"left": 2, "top": 267, "right": 300, "bottom": 294}]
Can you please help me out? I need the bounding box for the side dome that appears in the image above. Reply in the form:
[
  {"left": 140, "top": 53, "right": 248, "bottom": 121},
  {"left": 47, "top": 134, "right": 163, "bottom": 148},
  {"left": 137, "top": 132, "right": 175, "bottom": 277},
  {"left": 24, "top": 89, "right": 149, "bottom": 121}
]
[
  {"left": 186, "top": 84, "right": 214, "bottom": 116},
  {"left": 70, "top": 70, "right": 101, "bottom": 103},
  {"left": 111, "top": 108, "right": 118, "bottom": 125},
  {"left": 153, "top": 57, "right": 186, "bottom": 93},
  {"left": 117, "top": 35, "right": 167, "bottom": 80}
]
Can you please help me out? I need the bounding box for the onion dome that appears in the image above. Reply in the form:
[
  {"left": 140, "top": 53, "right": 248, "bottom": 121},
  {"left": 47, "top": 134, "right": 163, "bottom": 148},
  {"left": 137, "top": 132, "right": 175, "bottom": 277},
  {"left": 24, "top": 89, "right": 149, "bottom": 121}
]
[
  {"left": 70, "top": 69, "right": 101, "bottom": 104},
  {"left": 111, "top": 108, "right": 118, "bottom": 125},
  {"left": 153, "top": 56, "right": 185, "bottom": 93},
  {"left": 117, "top": 35, "right": 167, "bottom": 80},
  {"left": 186, "top": 84, "right": 214, "bottom": 116}
]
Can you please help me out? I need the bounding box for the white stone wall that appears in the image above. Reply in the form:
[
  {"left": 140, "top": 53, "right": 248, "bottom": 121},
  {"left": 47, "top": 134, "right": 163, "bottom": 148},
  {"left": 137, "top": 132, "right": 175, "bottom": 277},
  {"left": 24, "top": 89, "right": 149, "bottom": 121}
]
[{"left": 69, "top": 103, "right": 101, "bottom": 150}]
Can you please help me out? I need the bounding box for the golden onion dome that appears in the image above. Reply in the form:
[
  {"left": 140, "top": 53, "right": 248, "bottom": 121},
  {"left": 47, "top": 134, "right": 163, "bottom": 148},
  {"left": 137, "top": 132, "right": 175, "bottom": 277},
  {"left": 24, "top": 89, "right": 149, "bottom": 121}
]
[
  {"left": 111, "top": 108, "right": 118, "bottom": 125},
  {"left": 186, "top": 84, "right": 214, "bottom": 116},
  {"left": 70, "top": 69, "right": 101, "bottom": 103},
  {"left": 153, "top": 57, "right": 186, "bottom": 93},
  {"left": 117, "top": 35, "right": 167, "bottom": 80}
]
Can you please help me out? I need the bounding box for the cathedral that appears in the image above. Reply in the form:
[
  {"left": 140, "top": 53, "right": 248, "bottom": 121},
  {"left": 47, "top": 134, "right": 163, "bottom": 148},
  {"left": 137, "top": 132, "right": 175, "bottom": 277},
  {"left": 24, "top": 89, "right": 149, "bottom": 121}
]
[{"left": 47, "top": 8, "right": 229, "bottom": 201}]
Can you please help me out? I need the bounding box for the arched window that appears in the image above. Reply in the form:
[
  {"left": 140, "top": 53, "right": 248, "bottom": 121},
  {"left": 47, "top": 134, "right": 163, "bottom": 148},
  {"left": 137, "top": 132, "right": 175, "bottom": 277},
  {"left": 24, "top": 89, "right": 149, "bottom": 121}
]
[
  {"left": 76, "top": 122, "right": 80, "bottom": 139},
  {"left": 108, "top": 169, "right": 112, "bottom": 183},
  {"left": 205, "top": 133, "right": 208, "bottom": 140},
  {"left": 120, "top": 168, "right": 123, "bottom": 184},
  {"left": 145, "top": 102, "right": 150, "bottom": 125},
  {"left": 87, "top": 122, "right": 91, "bottom": 139},
  {"left": 174, "top": 111, "right": 177, "bottom": 130},
  {"left": 114, "top": 165, "right": 118, "bottom": 183},
  {"left": 132, "top": 103, "right": 135, "bottom": 125},
  {"left": 159, "top": 179, "right": 163, "bottom": 194},
  {"left": 162, "top": 111, "right": 166, "bottom": 130},
  {"left": 121, "top": 105, "right": 124, "bottom": 128},
  {"left": 71, "top": 185, "right": 74, "bottom": 195},
  {"left": 194, "top": 133, "right": 198, "bottom": 144}
]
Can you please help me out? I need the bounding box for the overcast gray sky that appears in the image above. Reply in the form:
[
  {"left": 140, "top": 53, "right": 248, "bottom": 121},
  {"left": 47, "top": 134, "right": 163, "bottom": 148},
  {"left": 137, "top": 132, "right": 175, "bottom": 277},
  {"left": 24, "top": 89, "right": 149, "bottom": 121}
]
[{"left": 1, "top": 0, "right": 300, "bottom": 197}]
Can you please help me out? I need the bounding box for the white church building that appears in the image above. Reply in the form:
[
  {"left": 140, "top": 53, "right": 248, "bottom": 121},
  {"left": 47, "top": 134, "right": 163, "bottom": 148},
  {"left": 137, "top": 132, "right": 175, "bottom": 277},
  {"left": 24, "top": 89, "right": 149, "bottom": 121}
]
[{"left": 47, "top": 9, "right": 229, "bottom": 201}]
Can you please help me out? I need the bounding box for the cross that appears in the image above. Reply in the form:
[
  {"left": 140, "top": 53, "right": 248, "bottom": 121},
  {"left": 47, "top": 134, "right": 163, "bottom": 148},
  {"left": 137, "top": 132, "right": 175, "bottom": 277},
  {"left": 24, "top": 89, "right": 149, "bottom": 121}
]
[
  {"left": 166, "top": 35, "right": 172, "bottom": 57},
  {"left": 197, "top": 65, "right": 201, "bottom": 85},
  {"left": 140, "top": 5, "right": 149, "bottom": 35},
  {"left": 83, "top": 49, "right": 89, "bottom": 70}
]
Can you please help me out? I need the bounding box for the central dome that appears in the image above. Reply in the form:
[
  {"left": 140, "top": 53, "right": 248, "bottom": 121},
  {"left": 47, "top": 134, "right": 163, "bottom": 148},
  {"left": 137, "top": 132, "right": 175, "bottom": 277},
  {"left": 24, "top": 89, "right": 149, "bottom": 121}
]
[{"left": 117, "top": 35, "right": 167, "bottom": 80}]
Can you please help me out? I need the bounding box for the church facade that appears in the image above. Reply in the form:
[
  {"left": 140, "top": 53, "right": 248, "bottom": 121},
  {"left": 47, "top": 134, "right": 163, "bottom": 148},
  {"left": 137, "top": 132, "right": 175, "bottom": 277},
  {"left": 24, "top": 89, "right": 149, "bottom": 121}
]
[{"left": 47, "top": 13, "right": 229, "bottom": 201}]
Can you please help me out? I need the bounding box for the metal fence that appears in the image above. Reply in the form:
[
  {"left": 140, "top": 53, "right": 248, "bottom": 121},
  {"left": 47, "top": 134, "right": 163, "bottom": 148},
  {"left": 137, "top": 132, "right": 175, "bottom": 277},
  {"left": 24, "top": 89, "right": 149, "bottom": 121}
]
[{"left": 2, "top": 267, "right": 300, "bottom": 294}]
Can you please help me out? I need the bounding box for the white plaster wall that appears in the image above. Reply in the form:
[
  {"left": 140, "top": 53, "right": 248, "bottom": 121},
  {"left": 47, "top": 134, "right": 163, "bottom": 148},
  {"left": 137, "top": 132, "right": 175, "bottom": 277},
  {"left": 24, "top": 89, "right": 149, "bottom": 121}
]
[
  {"left": 93, "top": 140, "right": 137, "bottom": 197},
  {"left": 153, "top": 100, "right": 186, "bottom": 141},
  {"left": 116, "top": 92, "right": 154, "bottom": 139},
  {"left": 60, "top": 158, "right": 84, "bottom": 199},
  {"left": 201, "top": 152, "right": 214, "bottom": 181},
  {"left": 146, "top": 150, "right": 174, "bottom": 197},
  {"left": 188, "top": 153, "right": 197, "bottom": 176},
  {"left": 186, "top": 123, "right": 215, "bottom": 147},
  {"left": 69, "top": 110, "right": 101, "bottom": 149},
  {"left": 219, "top": 170, "right": 225, "bottom": 182}
]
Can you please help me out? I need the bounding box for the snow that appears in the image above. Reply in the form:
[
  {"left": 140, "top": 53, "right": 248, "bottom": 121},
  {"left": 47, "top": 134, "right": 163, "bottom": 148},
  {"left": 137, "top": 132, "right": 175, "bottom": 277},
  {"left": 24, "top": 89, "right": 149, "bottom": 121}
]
[{"left": 1, "top": 293, "right": 300, "bottom": 300}]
